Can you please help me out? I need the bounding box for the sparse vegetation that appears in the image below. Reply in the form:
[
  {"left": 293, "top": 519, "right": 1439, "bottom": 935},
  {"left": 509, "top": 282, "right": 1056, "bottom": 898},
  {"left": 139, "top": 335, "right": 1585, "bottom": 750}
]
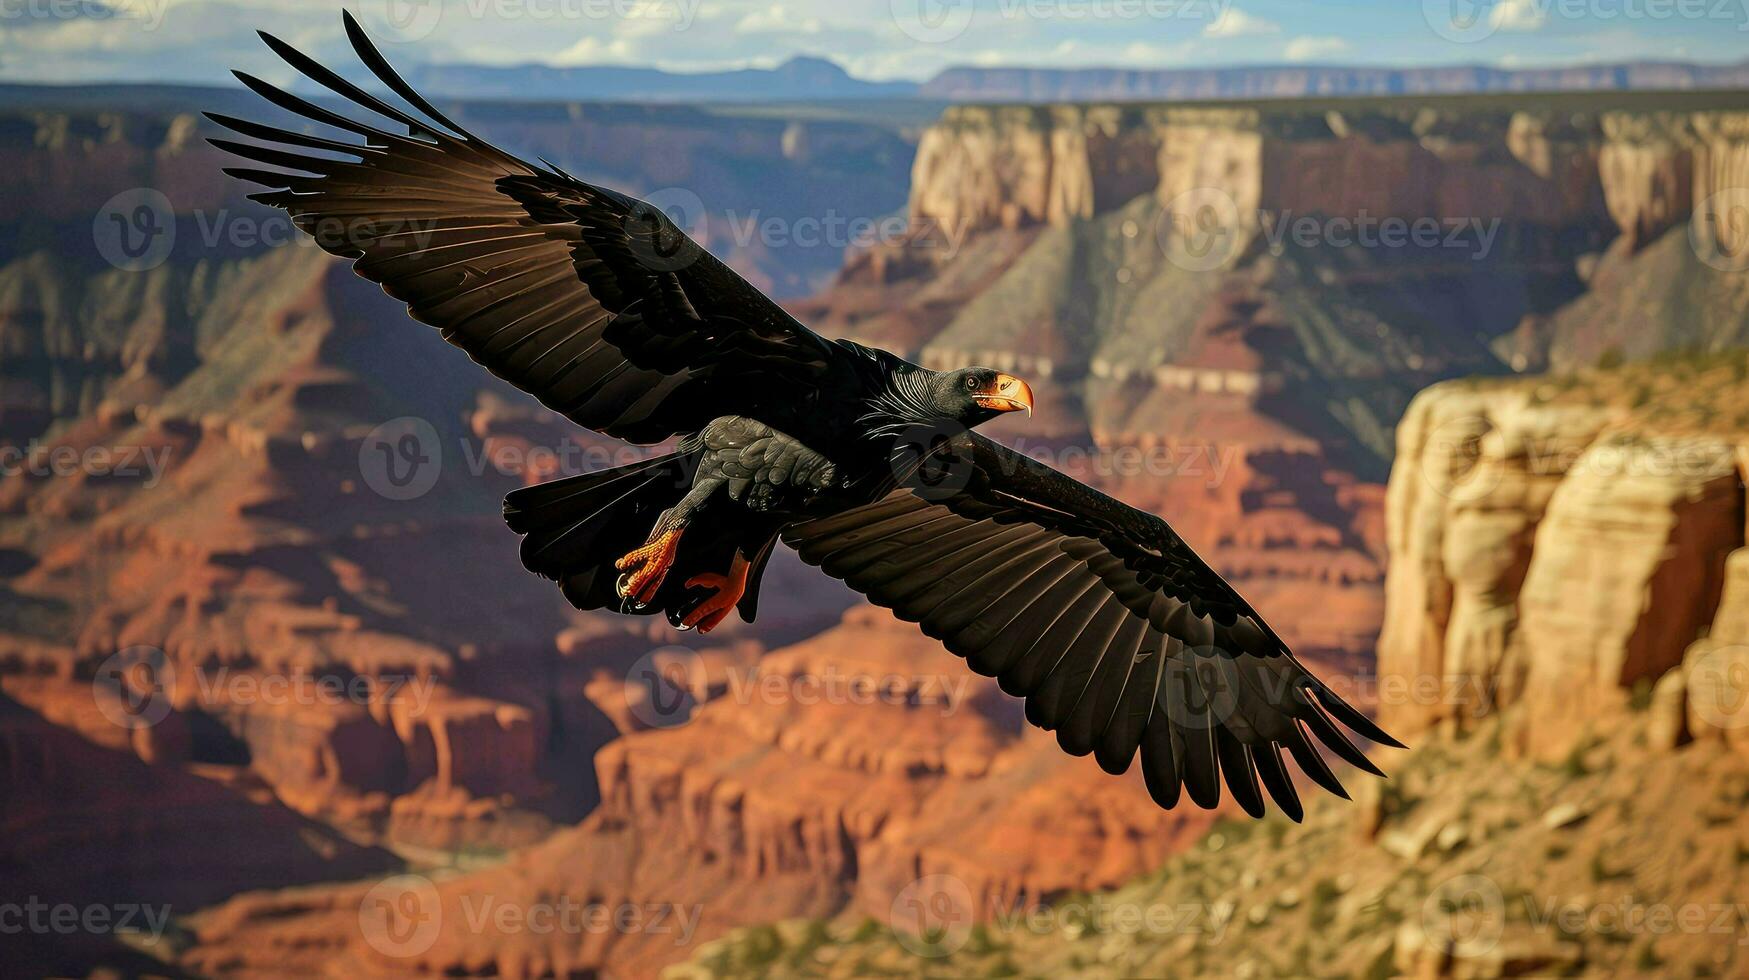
[{"left": 668, "top": 711, "right": 1749, "bottom": 979}]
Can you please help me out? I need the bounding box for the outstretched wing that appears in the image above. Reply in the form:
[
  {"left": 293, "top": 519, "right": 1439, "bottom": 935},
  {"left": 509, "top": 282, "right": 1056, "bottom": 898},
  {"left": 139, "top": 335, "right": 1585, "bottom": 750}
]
[
  {"left": 782, "top": 432, "right": 1401, "bottom": 819},
  {"left": 208, "top": 11, "right": 841, "bottom": 444}
]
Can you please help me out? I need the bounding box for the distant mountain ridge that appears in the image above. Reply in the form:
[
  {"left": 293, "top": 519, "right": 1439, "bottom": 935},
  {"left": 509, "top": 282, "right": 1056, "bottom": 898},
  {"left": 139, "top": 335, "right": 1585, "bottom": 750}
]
[
  {"left": 396, "top": 56, "right": 1749, "bottom": 104},
  {"left": 920, "top": 60, "right": 1749, "bottom": 102},
  {"left": 404, "top": 55, "right": 918, "bottom": 102}
]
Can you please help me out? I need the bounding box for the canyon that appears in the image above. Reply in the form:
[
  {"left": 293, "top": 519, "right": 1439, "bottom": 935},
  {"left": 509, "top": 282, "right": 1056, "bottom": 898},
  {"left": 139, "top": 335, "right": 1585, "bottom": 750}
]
[{"left": 1, "top": 84, "right": 1747, "bottom": 978}]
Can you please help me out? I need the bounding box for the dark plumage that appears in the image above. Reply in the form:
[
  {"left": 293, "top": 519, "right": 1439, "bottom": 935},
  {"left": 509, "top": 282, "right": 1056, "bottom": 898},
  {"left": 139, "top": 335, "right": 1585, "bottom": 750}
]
[{"left": 212, "top": 13, "right": 1402, "bottom": 820}]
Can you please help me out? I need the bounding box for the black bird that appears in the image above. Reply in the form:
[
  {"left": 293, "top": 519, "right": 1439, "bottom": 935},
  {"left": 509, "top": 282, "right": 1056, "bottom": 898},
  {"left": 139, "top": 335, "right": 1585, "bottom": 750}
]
[{"left": 209, "top": 13, "right": 1401, "bottom": 819}]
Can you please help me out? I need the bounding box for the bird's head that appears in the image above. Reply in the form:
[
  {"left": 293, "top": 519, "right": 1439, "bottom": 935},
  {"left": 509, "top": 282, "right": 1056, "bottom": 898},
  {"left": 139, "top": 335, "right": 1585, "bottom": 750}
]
[{"left": 929, "top": 367, "right": 1034, "bottom": 426}]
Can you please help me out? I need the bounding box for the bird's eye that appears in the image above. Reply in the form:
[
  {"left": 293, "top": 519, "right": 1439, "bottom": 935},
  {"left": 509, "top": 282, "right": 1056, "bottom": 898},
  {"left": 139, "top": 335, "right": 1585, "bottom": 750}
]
[{"left": 964, "top": 376, "right": 979, "bottom": 391}]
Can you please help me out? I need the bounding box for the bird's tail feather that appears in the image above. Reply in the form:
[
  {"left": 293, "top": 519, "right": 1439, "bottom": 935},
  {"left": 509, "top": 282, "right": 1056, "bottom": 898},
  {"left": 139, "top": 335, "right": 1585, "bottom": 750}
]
[{"left": 504, "top": 451, "right": 698, "bottom": 612}]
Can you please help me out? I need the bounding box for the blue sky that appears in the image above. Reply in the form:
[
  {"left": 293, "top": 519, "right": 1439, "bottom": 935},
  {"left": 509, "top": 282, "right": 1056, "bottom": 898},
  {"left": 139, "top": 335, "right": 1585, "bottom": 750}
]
[{"left": 2, "top": 0, "right": 1746, "bottom": 85}]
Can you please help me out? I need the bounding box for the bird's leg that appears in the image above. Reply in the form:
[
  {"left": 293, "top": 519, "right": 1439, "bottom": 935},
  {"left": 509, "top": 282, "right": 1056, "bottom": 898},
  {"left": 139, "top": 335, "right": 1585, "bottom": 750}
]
[
  {"left": 616, "top": 527, "right": 683, "bottom": 606},
  {"left": 681, "top": 550, "right": 751, "bottom": 633}
]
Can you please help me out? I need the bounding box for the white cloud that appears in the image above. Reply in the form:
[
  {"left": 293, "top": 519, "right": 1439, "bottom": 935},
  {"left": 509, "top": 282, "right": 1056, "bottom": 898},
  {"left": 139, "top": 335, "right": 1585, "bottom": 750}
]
[
  {"left": 1119, "top": 40, "right": 1201, "bottom": 64},
  {"left": 549, "top": 35, "right": 638, "bottom": 66},
  {"left": 734, "top": 5, "right": 822, "bottom": 36},
  {"left": 1203, "top": 8, "right": 1280, "bottom": 38},
  {"left": 1282, "top": 35, "right": 1349, "bottom": 61},
  {"left": 1490, "top": 0, "right": 1548, "bottom": 32}
]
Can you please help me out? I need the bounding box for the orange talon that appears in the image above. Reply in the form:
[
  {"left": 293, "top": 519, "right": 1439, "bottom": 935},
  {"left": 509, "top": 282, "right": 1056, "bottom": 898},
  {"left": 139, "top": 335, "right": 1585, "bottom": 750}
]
[
  {"left": 616, "top": 528, "right": 682, "bottom": 605},
  {"left": 682, "top": 552, "right": 751, "bottom": 633}
]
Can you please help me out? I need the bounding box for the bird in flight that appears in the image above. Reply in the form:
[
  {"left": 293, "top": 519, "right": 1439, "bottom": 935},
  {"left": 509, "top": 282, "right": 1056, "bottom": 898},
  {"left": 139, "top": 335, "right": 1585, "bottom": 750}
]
[{"left": 211, "top": 12, "right": 1399, "bottom": 820}]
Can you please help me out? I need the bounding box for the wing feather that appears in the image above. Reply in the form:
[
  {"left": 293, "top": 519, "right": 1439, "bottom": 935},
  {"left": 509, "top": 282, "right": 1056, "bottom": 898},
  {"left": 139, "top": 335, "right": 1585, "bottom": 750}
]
[
  {"left": 212, "top": 11, "right": 842, "bottom": 443},
  {"left": 782, "top": 432, "right": 1401, "bottom": 819}
]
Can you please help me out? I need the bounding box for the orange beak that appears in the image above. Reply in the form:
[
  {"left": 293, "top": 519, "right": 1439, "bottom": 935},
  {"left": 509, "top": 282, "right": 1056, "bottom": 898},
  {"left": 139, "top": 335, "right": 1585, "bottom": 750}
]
[{"left": 974, "top": 374, "right": 1034, "bottom": 416}]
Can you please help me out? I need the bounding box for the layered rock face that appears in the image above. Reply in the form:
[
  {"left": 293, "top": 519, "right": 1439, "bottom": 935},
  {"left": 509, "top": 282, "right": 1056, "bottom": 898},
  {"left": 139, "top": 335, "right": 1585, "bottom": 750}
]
[
  {"left": 1377, "top": 355, "right": 1749, "bottom": 756},
  {"left": 173, "top": 606, "right": 1231, "bottom": 979}
]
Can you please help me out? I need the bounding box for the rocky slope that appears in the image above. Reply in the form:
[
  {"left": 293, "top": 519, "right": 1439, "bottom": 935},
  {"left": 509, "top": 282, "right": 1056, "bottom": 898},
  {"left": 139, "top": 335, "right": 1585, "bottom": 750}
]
[{"left": 675, "top": 705, "right": 1749, "bottom": 979}]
